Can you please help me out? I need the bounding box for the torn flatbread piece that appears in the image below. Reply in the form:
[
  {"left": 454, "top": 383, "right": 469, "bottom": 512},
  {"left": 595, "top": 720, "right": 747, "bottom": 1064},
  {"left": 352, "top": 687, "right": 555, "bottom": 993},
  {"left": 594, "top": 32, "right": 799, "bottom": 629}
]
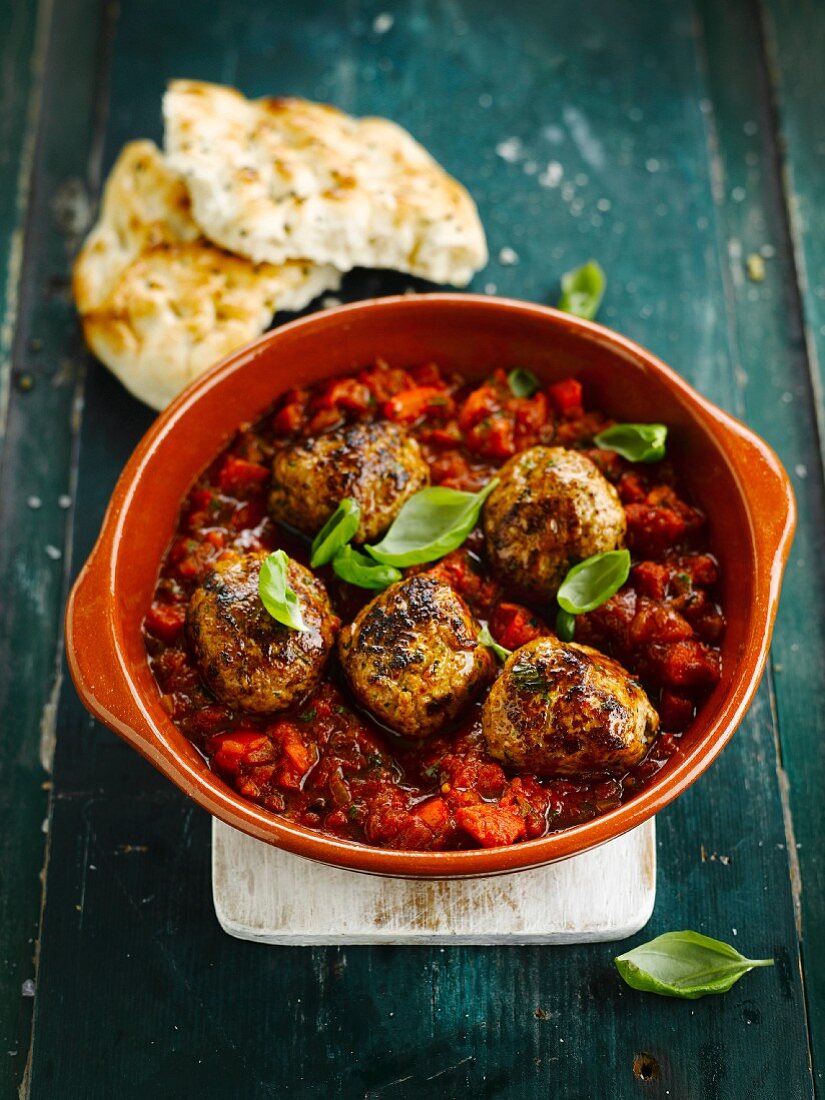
[
  {"left": 163, "top": 81, "right": 488, "bottom": 286},
  {"left": 73, "top": 140, "right": 340, "bottom": 409}
]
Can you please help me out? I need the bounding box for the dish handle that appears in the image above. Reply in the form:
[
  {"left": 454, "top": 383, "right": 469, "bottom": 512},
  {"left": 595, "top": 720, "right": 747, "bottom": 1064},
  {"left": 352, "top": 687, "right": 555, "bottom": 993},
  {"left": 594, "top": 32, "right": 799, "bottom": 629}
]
[
  {"left": 64, "top": 529, "right": 162, "bottom": 763},
  {"left": 725, "top": 416, "right": 797, "bottom": 609}
]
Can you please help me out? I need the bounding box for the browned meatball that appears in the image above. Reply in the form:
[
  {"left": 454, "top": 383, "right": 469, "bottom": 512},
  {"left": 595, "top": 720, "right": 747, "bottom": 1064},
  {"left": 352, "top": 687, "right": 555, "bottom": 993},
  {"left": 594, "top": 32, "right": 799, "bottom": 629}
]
[
  {"left": 187, "top": 551, "right": 338, "bottom": 714},
  {"left": 482, "top": 446, "right": 626, "bottom": 603},
  {"left": 269, "top": 420, "right": 429, "bottom": 543},
  {"left": 482, "top": 636, "right": 658, "bottom": 777},
  {"left": 338, "top": 573, "right": 496, "bottom": 738}
]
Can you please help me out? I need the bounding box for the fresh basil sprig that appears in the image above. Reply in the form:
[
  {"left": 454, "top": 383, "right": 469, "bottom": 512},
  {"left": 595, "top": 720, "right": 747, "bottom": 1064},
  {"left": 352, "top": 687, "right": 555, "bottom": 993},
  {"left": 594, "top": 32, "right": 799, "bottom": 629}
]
[
  {"left": 366, "top": 479, "right": 499, "bottom": 568},
  {"left": 310, "top": 498, "right": 361, "bottom": 567},
  {"left": 557, "top": 549, "right": 630, "bottom": 615},
  {"left": 615, "top": 931, "right": 774, "bottom": 999},
  {"left": 478, "top": 624, "right": 512, "bottom": 662},
  {"left": 506, "top": 368, "right": 540, "bottom": 398},
  {"left": 594, "top": 423, "right": 667, "bottom": 463},
  {"left": 332, "top": 544, "right": 401, "bottom": 590},
  {"left": 258, "top": 550, "right": 307, "bottom": 632},
  {"left": 558, "top": 260, "right": 606, "bottom": 321}
]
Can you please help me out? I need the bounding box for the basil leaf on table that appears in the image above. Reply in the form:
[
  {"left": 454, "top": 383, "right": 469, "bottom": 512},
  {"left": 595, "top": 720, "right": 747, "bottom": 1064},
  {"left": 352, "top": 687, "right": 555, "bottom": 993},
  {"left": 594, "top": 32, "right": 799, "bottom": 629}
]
[
  {"left": 507, "top": 368, "right": 540, "bottom": 398},
  {"left": 366, "top": 479, "right": 500, "bottom": 567},
  {"left": 594, "top": 423, "right": 668, "bottom": 463},
  {"left": 310, "top": 498, "right": 361, "bottom": 567},
  {"left": 258, "top": 550, "right": 307, "bottom": 631},
  {"left": 615, "top": 931, "right": 774, "bottom": 999},
  {"left": 557, "top": 549, "right": 631, "bottom": 615},
  {"left": 478, "top": 624, "right": 513, "bottom": 662},
  {"left": 558, "top": 260, "right": 606, "bottom": 320},
  {"left": 332, "top": 544, "right": 401, "bottom": 590}
]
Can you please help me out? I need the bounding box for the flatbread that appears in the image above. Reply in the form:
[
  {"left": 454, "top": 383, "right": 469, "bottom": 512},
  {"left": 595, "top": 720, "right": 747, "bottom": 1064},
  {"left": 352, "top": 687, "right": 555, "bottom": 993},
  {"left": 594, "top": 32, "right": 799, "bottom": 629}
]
[
  {"left": 73, "top": 140, "right": 340, "bottom": 409},
  {"left": 163, "top": 81, "right": 488, "bottom": 286}
]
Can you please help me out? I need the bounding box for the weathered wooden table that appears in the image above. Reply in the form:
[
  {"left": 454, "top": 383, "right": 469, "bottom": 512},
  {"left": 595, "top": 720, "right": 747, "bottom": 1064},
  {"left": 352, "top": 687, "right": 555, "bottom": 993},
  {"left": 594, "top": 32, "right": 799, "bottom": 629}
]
[{"left": 1, "top": 1, "right": 823, "bottom": 1095}]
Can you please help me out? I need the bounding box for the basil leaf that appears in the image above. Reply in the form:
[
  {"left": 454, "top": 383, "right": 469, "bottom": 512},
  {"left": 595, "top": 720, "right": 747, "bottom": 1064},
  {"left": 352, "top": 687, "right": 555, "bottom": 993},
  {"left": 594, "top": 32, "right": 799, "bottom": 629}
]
[
  {"left": 594, "top": 423, "right": 668, "bottom": 463},
  {"left": 258, "top": 550, "right": 307, "bottom": 631},
  {"left": 478, "top": 623, "right": 512, "bottom": 662},
  {"left": 332, "top": 544, "right": 401, "bottom": 590},
  {"left": 558, "top": 260, "right": 606, "bottom": 320},
  {"left": 557, "top": 549, "right": 630, "bottom": 615},
  {"left": 507, "top": 368, "right": 540, "bottom": 398},
  {"left": 366, "top": 479, "right": 500, "bottom": 567},
  {"left": 555, "top": 608, "right": 576, "bottom": 641},
  {"left": 615, "top": 931, "right": 774, "bottom": 999},
  {"left": 310, "top": 498, "right": 361, "bottom": 567}
]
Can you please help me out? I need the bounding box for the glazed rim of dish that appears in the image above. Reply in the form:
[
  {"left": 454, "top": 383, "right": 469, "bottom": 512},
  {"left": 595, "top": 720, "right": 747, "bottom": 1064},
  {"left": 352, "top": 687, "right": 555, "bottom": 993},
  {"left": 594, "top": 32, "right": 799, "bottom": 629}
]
[{"left": 65, "top": 294, "right": 796, "bottom": 878}]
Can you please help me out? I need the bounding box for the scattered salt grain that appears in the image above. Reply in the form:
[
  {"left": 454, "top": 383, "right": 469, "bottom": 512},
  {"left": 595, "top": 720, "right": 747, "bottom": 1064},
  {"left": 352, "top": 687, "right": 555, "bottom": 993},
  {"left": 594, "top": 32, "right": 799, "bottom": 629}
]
[
  {"left": 45, "top": 545, "right": 62, "bottom": 561},
  {"left": 538, "top": 161, "right": 563, "bottom": 188},
  {"left": 495, "top": 137, "right": 524, "bottom": 163},
  {"left": 497, "top": 247, "right": 519, "bottom": 266},
  {"left": 372, "top": 12, "right": 393, "bottom": 34},
  {"left": 27, "top": 496, "right": 42, "bottom": 510}
]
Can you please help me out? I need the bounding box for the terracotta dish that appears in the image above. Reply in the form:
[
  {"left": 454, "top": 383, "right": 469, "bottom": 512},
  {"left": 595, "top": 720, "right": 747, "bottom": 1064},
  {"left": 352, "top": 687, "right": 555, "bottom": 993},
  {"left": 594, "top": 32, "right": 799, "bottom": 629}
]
[{"left": 65, "top": 295, "right": 795, "bottom": 878}]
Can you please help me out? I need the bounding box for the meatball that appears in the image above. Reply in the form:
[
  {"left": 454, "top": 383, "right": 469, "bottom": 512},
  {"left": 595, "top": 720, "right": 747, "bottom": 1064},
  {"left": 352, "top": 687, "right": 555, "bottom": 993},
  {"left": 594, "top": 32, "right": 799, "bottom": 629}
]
[
  {"left": 482, "top": 446, "right": 626, "bottom": 603},
  {"left": 338, "top": 573, "right": 496, "bottom": 739},
  {"left": 269, "top": 420, "right": 429, "bottom": 543},
  {"left": 482, "top": 636, "right": 658, "bottom": 777},
  {"left": 187, "top": 551, "right": 338, "bottom": 714}
]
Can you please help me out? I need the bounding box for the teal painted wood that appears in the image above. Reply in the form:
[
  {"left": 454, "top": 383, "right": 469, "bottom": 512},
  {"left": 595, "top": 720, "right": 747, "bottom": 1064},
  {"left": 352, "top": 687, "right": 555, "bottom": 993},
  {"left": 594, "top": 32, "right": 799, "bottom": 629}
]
[
  {"left": 0, "top": 0, "right": 56, "bottom": 1090},
  {"left": 11, "top": 0, "right": 818, "bottom": 1096},
  {"left": 756, "top": 0, "right": 825, "bottom": 1083}
]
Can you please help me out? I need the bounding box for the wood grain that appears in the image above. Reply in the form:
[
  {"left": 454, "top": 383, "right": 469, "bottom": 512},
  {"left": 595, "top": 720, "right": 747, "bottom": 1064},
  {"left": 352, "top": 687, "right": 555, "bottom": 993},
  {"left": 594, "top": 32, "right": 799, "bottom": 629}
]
[
  {"left": 1, "top": 0, "right": 817, "bottom": 1096},
  {"left": 212, "top": 821, "right": 656, "bottom": 945}
]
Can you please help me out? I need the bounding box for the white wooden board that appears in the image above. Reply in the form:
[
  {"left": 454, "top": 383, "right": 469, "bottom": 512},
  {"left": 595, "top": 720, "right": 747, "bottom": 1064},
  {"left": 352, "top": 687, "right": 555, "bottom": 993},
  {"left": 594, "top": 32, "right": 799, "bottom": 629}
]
[{"left": 212, "top": 818, "right": 656, "bottom": 945}]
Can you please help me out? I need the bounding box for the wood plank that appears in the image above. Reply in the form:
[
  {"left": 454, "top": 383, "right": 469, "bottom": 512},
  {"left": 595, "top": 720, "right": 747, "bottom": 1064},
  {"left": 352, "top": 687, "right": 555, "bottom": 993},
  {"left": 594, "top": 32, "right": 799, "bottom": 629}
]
[
  {"left": 212, "top": 821, "right": 656, "bottom": 945},
  {"left": 0, "top": 0, "right": 56, "bottom": 1089},
  {"left": 712, "top": 0, "right": 825, "bottom": 1078},
  {"left": 25, "top": 0, "right": 815, "bottom": 1096}
]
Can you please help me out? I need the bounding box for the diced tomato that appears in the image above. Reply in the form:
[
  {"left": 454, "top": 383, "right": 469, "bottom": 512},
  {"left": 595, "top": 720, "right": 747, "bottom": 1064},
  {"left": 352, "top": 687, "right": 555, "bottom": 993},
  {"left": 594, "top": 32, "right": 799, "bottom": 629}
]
[
  {"left": 383, "top": 386, "right": 455, "bottom": 424},
  {"left": 457, "top": 383, "right": 500, "bottom": 431},
  {"left": 455, "top": 803, "right": 526, "bottom": 848},
  {"left": 424, "top": 550, "right": 500, "bottom": 617},
  {"left": 316, "top": 378, "right": 374, "bottom": 414},
  {"left": 427, "top": 451, "right": 488, "bottom": 491},
  {"left": 645, "top": 640, "right": 722, "bottom": 688},
  {"left": 422, "top": 421, "right": 463, "bottom": 448},
  {"left": 145, "top": 602, "right": 186, "bottom": 643},
  {"left": 488, "top": 601, "right": 551, "bottom": 651},
  {"left": 632, "top": 561, "right": 670, "bottom": 600},
  {"left": 618, "top": 472, "right": 648, "bottom": 504},
  {"left": 628, "top": 597, "right": 695, "bottom": 647},
  {"left": 217, "top": 456, "right": 269, "bottom": 495},
  {"left": 625, "top": 503, "right": 689, "bottom": 557},
  {"left": 408, "top": 362, "right": 447, "bottom": 388},
  {"left": 547, "top": 378, "right": 583, "bottom": 418},
  {"left": 659, "top": 690, "right": 695, "bottom": 731},
  {"left": 273, "top": 402, "right": 306, "bottom": 435},
  {"left": 358, "top": 363, "right": 415, "bottom": 402}
]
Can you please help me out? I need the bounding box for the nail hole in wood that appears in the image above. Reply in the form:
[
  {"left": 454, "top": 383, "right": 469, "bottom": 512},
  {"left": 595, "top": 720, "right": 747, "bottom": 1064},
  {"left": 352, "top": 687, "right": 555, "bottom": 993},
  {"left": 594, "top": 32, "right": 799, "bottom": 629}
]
[{"left": 633, "top": 1053, "right": 659, "bottom": 1082}]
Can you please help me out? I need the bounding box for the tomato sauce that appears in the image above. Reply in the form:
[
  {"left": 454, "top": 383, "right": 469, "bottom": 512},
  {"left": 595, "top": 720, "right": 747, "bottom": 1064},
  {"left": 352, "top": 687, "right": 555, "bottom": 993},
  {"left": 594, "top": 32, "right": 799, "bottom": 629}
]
[{"left": 144, "top": 361, "right": 725, "bottom": 850}]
